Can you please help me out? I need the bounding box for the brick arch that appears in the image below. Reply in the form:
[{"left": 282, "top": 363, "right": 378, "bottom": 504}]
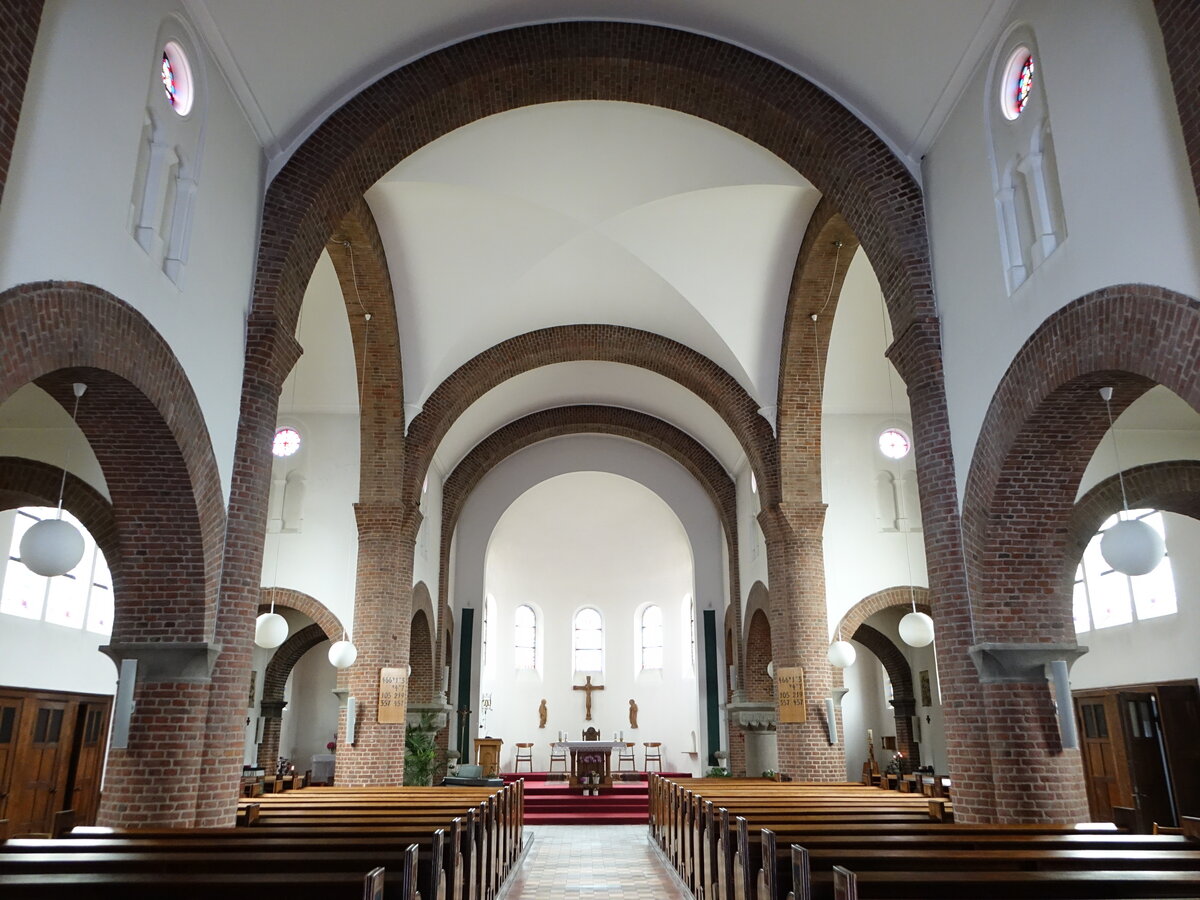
[
  {"left": 959, "top": 284, "right": 1200, "bottom": 824},
  {"left": 850, "top": 623, "right": 919, "bottom": 770},
  {"left": 437, "top": 404, "right": 739, "bottom": 623},
  {"left": 777, "top": 201, "right": 862, "bottom": 502},
  {"left": 0, "top": 456, "right": 120, "bottom": 590},
  {"left": 962, "top": 285, "right": 1200, "bottom": 636},
  {"left": 248, "top": 21, "right": 938, "bottom": 510},
  {"left": 413, "top": 327, "right": 772, "bottom": 508},
  {"left": 835, "top": 585, "right": 931, "bottom": 640},
  {"left": 259, "top": 586, "right": 344, "bottom": 644},
  {"left": 744, "top": 608, "right": 773, "bottom": 703},
  {"left": 1064, "top": 459, "right": 1200, "bottom": 590},
  {"left": 742, "top": 581, "right": 770, "bottom": 640},
  {"left": 0, "top": 283, "right": 225, "bottom": 641},
  {"left": 256, "top": 623, "right": 328, "bottom": 769},
  {"left": 410, "top": 603, "right": 434, "bottom": 706}
]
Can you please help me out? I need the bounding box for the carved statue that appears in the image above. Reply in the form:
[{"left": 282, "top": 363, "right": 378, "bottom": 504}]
[
  {"left": 538, "top": 698, "right": 547, "bottom": 729},
  {"left": 629, "top": 698, "right": 639, "bottom": 729}
]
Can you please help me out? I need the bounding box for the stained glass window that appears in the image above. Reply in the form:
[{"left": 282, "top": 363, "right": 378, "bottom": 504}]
[
  {"left": 273, "top": 427, "right": 301, "bottom": 458},
  {"left": 161, "top": 53, "right": 179, "bottom": 109},
  {"left": 878, "top": 428, "right": 911, "bottom": 460},
  {"left": 1013, "top": 55, "right": 1035, "bottom": 117}
]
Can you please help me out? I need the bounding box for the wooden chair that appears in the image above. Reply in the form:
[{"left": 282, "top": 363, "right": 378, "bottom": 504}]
[
  {"left": 643, "top": 741, "right": 663, "bottom": 772},
  {"left": 548, "top": 742, "right": 568, "bottom": 773},
  {"left": 582, "top": 726, "right": 600, "bottom": 741},
  {"left": 615, "top": 742, "right": 637, "bottom": 771},
  {"left": 513, "top": 743, "right": 534, "bottom": 772}
]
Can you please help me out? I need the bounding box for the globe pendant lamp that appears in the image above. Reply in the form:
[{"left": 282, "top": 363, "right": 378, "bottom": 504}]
[
  {"left": 328, "top": 637, "right": 358, "bottom": 669},
  {"left": 828, "top": 638, "right": 856, "bottom": 668},
  {"left": 1097, "top": 387, "right": 1165, "bottom": 576},
  {"left": 899, "top": 611, "right": 935, "bottom": 648},
  {"left": 255, "top": 611, "right": 288, "bottom": 649},
  {"left": 21, "top": 383, "right": 88, "bottom": 577}
]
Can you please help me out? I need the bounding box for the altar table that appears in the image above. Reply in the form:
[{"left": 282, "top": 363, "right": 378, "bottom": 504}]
[{"left": 562, "top": 740, "right": 625, "bottom": 789}]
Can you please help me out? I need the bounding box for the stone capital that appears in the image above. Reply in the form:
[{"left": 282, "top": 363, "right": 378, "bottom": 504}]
[
  {"left": 968, "top": 642, "right": 1088, "bottom": 684},
  {"left": 259, "top": 699, "right": 287, "bottom": 719},
  {"left": 727, "top": 698, "right": 778, "bottom": 732},
  {"left": 100, "top": 642, "right": 221, "bottom": 684}
]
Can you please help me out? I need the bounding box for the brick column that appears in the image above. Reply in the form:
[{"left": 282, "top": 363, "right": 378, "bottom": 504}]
[
  {"left": 0, "top": 0, "right": 43, "bottom": 210},
  {"left": 334, "top": 502, "right": 420, "bottom": 785},
  {"left": 1155, "top": 0, "right": 1200, "bottom": 215},
  {"left": 257, "top": 700, "right": 286, "bottom": 770},
  {"left": 758, "top": 502, "right": 844, "bottom": 780},
  {"left": 195, "top": 316, "right": 301, "bottom": 826}
]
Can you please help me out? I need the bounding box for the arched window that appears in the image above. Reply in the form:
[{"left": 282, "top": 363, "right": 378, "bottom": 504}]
[
  {"left": 640, "top": 605, "right": 663, "bottom": 670},
  {"left": 573, "top": 607, "right": 603, "bottom": 672},
  {"left": 514, "top": 604, "right": 536, "bottom": 670},
  {"left": 1074, "top": 509, "right": 1176, "bottom": 633}
]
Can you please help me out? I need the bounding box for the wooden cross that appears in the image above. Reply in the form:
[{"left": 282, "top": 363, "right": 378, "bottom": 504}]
[{"left": 573, "top": 675, "right": 605, "bottom": 721}]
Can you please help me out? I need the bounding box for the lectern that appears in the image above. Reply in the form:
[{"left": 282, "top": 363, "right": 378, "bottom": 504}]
[{"left": 474, "top": 738, "right": 503, "bottom": 777}]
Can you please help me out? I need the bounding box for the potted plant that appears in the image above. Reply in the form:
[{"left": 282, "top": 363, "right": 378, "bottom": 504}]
[{"left": 403, "top": 711, "right": 441, "bottom": 786}]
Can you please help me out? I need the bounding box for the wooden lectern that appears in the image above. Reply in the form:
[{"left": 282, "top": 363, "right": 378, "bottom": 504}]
[{"left": 474, "top": 738, "right": 503, "bottom": 777}]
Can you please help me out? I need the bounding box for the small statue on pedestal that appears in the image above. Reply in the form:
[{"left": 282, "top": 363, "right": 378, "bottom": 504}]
[
  {"left": 538, "top": 698, "right": 548, "bottom": 728},
  {"left": 629, "top": 698, "right": 639, "bottom": 729}
]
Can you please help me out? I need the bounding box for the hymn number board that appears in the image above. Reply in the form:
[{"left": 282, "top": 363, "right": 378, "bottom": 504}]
[
  {"left": 776, "top": 666, "right": 807, "bottom": 723},
  {"left": 378, "top": 667, "right": 408, "bottom": 724}
]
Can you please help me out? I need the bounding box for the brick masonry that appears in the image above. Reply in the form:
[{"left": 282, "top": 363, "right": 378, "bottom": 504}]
[
  {"left": 1154, "top": 0, "right": 1200, "bottom": 215},
  {"left": 0, "top": 1, "right": 43, "bottom": 211},
  {"left": 960, "top": 284, "right": 1200, "bottom": 822}
]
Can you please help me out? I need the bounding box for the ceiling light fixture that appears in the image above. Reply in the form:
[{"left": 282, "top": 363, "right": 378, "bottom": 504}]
[
  {"left": 21, "top": 383, "right": 88, "bottom": 577},
  {"left": 1097, "top": 387, "right": 1164, "bottom": 576}
]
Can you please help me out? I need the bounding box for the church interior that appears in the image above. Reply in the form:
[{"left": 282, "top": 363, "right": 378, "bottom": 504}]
[{"left": 2, "top": 0, "right": 1200, "bottom": 891}]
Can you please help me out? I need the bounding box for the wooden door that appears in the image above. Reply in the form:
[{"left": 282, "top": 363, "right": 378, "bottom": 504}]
[
  {"left": 1156, "top": 683, "right": 1200, "bottom": 819},
  {"left": 0, "top": 693, "right": 22, "bottom": 822},
  {"left": 1075, "top": 695, "right": 1129, "bottom": 822},
  {"left": 9, "top": 698, "right": 71, "bottom": 835},
  {"left": 1119, "top": 692, "right": 1175, "bottom": 830},
  {"left": 66, "top": 701, "right": 110, "bottom": 826}
]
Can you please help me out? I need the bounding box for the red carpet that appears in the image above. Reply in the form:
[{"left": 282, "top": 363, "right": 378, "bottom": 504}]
[{"left": 501, "top": 772, "right": 691, "bottom": 825}]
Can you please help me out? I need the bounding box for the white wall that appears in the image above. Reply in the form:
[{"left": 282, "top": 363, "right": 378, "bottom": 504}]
[
  {"left": 735, "top": 463, "right": 768, "bottom": 627},
  {"left": 261, "top": 412, "right": 358, "bottom": 631},
  {"left": 451, "top": 435, "right": 726, "bottom": 772},
  {"left": 0, "top": 0, "right": 265, "bottom": 502},
  {"left": 0, "top": 385, "right": 109, "bottom": 498},
  {"left": 822, "top": 414, "right": 928, "bottom": 632},
  {"left": 277, "top": 641, "right": 341, "bottom": 774},
  {"left": 924, "top": 0, "right": 1200, "bottom": 499},
  {"left": 413, "top": 463, "right": 444, "bottom": 627}
]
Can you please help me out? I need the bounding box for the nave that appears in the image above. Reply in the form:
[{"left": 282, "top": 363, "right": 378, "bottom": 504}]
[{"left": 502, "top": 826, "right": 687, "bottom": 900}]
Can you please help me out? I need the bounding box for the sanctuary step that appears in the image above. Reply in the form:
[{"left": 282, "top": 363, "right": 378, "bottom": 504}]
[{"left": 506, "top": 773, "right": 689, "bottom": 825}]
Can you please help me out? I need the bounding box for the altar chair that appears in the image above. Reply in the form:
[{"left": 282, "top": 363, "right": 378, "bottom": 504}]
[
  {"left": 514, "top": 742, "right": 535, "bottom": 772},
  {"left": 643, "top": 741, "right": 663, "bottom": 772},
  {"left": 615, "top": 741, "right": 637, "bottom": 772},
  {"left": 548, "top": 742, "right": 568, "bottom": 772},
  {"left": 582, "top": 726, "right": 601, "bottom": 741}
]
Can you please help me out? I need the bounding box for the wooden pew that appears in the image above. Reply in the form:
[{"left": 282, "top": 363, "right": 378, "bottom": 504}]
[{"left": 0, "top": 867, "right": 390, "bottom": 899}]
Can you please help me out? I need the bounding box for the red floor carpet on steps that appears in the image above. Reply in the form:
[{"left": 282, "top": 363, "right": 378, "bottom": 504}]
[{"left": 501, "top": 772, "right": 691, "bottom": 825}]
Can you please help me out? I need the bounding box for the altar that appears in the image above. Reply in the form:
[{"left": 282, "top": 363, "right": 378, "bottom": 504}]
[{"left": 563, "top": 740, "right": 625, "bottom": 789}]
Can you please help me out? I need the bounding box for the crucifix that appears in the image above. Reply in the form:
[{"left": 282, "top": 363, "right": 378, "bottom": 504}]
[{"left": 573, "top": 675, "right": 605, "bottom": 720}]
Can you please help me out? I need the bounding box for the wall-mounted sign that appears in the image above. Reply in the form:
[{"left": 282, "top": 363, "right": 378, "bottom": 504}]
[
  {"left": 776, "top": 666, "right": 807, "bottom": 723},
  {"left": 378, "top": 667, "right": 408, "bottom": 723}
]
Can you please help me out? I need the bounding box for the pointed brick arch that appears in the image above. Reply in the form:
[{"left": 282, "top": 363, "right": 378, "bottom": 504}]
[
  {"left": 258, "top": 587, "right": 345, "bottom": 644},
  {"left": 835, "top": 585, "right": 932, "bottom": 640},
  {"left": 256, "top": 623, "right": 328, "bottom": 769}
]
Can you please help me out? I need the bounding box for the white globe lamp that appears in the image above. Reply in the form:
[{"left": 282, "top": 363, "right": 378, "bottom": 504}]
[
  {"left": 254, "top": 612, "right": 288, "bottom": 649},
  {"left": 20, "top": 517, "right": 85, "bottom": 577},
  {"left": 1100, "top": 518, "right": 1165, "bottom": 576},
  {"left": 899, "top": 611, "right": 935, "bottom": 648},
  {"left": 827, "top": 640, "right": 856, "bottom": 668},
  {"left": 328, "top": 640, "right": 358, "bottom": 669}
]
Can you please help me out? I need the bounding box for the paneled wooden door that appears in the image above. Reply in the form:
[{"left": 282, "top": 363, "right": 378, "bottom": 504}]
[
  {"left": 8, "top": 697, "right": 71, "bottom": 835},
  {"left": 1074, "top": 695, "right": 1129, "bottom": 823},
  {"left": 0, "top": 692, "right": 23, "bottom": 825},
  {"left": 1119, "top": 691, "right": 1175, "bottom": 831}
]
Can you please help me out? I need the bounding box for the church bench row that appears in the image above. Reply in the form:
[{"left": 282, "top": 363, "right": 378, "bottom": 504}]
[
  {"left": 0, "top": 867, "right": 392, "bottom": 899},
  {"left": 2, "top": 783, "right": 523, "bottom": 900},
  {"left": 648, "top": 778, "right": 1200, "bottom": 900}
]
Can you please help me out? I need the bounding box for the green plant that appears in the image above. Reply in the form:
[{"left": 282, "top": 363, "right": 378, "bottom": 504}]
[
  {"left": 762, "top": 769, "right": 777, "bottom": 779},
  {"left": 403, "top": 711, "right": 441, "bottom": 786},
  {"left": 706, "top": 766, "right": 731, "bottom": 777}
]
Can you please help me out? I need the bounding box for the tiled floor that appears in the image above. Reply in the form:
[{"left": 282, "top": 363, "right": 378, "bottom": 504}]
[{"left": 502, "top": 825, "right": 690, "bottom": 899}]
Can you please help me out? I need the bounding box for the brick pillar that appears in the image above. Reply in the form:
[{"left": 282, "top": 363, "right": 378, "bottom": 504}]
[
  {"left": 758, "top": 502, "right": 843, "bottom": 780},
  {"left": 257, "top": 699, "right": 286, "bottom": 770},
  {"left": 891, "top": 698, "right": 918, "bottom": 773},
  {"left": 334, "top": 502, "right": 420, "bottom": 785},
  {"left": 0, "top": 0, "right": 44, "bottom": 210},
  {"left": 1155, "top": 0, "right": 1200, "bottom": 215},
  {"left": 196, "top": 317, "right": 301, "bottom": 826}
]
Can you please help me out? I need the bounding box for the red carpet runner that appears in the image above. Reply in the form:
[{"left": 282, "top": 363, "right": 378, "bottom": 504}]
[{"left": 501, "top": 772, "right": 690, "bottom": 825}]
